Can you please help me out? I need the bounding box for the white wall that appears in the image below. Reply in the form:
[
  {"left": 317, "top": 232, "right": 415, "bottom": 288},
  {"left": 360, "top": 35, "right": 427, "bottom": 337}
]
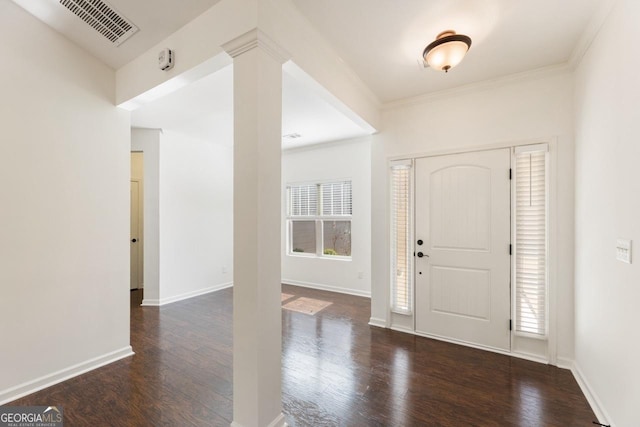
[
  {"left": 131, "top": 129, "right": 161, "bottom": 302},
  {"left": 282, "top": 139, "right": 372, "bottom": 297},
  {"left": 0, "top": 1, "right": 131, "bottom": 403},
  {"left": 574, "top": 0, "right": 640, "bottom": 425},
  {"left": 371, "top": 71, "right": 576, "bottom": 362},
  {"left": 158, "top": 130, "right": 233, "bottom": 303},
  {"left": 132, "top": 129, "right": 233, "bottom": 305}
]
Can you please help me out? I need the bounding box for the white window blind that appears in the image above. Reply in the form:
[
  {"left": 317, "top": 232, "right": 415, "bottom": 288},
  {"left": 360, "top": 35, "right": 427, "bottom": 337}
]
[
  {"left": 289, "top": 184, "right": 318, "bottom": 216},
  {"left": 321, "top": 181, "right": 352, "bottom": 216},
  {"left": 287, "top": 181, "right": 352, "bottom": 258},
  {"left": 390, "top": 163, "right": 412, "bottom": 314},
  {"left": 515, "top": 147, "right": 548, "bottom": 336}
]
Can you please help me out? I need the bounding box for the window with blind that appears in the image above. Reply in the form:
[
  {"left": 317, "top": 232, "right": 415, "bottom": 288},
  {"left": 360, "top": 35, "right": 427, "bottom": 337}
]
[
  {"left": 390, "top": 162, "right": 412, "bottom": 314},
  {"left": 289, "top": 184, "right": 317, "bottom": 216},
  {"left": 287, "top": 181, "right": 352, "bottom": 258},
  {"left": 514, "top": 145, "right": 549, "bottom": 337}
]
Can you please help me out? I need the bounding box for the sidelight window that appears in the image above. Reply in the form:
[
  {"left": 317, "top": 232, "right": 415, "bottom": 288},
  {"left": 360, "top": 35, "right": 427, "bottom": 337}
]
[
  {"left": 514, "top": 144, "right": 549, "bottom": 337},
  {"left": 390, "top": 160, "right": 413, "bottom": 314}
]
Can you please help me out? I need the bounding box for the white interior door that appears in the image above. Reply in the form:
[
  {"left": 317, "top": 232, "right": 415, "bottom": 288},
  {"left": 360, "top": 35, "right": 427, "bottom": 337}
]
[
  {"left": 130, "top": 180, "right": 141, "bottom": 290},
  {"left": 414, "top": 148, "right": 511, "bottom": 351}
]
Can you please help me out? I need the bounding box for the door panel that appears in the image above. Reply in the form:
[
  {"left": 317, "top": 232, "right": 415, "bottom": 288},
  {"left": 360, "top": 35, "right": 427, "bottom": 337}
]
[
  {"left": 430, "top": 165, "right": 491, "bottom": 251},
  {"left": 430, "top": 266, "right": 491, "bottom": 320},
  {"left": 130, "top": 180, "right": 140, "bottom": 290},
  {"left": 415, "top": 149, "right": 511, "bottom": 351}
]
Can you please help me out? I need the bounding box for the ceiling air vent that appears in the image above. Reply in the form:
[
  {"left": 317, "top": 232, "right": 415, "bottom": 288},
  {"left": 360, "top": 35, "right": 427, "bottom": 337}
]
[{"left": 59, "top": 0, "right": 138, "bottom": 46}]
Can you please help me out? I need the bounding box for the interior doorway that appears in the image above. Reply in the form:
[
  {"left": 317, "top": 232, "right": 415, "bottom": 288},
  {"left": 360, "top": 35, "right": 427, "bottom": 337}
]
[
  {"left": 414, "top": 148, "right": 511, "bottom": 351},
  {"left": 131, "top": 152, "right": 144, "bottom": 291}
]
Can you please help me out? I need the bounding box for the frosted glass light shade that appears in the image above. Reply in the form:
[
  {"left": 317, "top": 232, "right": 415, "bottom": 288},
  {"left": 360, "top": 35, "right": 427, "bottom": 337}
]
[{"left": 423, "top": 30, "right": 472, "bottom": 72}]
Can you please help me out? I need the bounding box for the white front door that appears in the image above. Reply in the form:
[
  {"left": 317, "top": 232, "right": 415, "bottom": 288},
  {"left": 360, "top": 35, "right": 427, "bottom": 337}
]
[{"left": 414, "top": 148, "right": 511, "bottom": 351}]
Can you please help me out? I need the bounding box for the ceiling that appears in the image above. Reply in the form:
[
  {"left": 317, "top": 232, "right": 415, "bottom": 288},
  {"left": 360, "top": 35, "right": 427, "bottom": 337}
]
[
  {"left": 12, "top": 0, "right": 602, "bottom": 103},
  {"left": 11, "top": 0, "right": 222, "bottom": 69},
  {"left": 13, "top": 0, "right": 603, "bottom": 146},
  {"left": 131, "top": 65, "right": 370, "bottom": 149},
  {"left": 293, "top": 0, "right": 602, "bottom": 102}
]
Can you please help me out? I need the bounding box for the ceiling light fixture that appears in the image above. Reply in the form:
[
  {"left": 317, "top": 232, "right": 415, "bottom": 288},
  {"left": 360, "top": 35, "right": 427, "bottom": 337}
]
[{"left": 422, "top": 30, "right": 472, "bottom": 73}]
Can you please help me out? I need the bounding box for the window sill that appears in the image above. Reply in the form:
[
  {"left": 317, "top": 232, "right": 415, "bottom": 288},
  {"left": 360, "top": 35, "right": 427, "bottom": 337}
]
[{"left": 287, "top": 253, "right": 352, "bottom": 261}]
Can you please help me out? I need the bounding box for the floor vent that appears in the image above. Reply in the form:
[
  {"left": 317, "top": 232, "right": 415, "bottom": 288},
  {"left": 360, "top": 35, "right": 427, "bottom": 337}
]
[{"left": 59, "top": 0, "right": 138, "bottom": 46}]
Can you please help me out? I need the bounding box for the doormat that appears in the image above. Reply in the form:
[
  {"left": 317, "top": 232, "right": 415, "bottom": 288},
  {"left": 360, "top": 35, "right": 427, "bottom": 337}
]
[{"left": 282, "top": 297, "right": 332, "bottom": 316}]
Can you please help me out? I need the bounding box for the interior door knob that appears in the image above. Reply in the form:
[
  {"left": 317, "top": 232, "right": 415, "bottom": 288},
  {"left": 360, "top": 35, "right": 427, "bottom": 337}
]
[{"left": 417, "top": 252, "right": 425, "bottom": 258}]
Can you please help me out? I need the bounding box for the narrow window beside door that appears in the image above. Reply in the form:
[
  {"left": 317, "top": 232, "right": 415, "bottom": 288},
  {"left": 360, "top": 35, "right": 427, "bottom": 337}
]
[
  {"left": 390, "top": 161, "right": 412, "bottom": 314},
  {"left": 514, "top": 145, "right": 549, "bottom": 337}
]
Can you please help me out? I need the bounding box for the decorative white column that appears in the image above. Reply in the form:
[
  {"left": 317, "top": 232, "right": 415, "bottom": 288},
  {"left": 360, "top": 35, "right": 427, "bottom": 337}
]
[{"left": 223, "top": 29, "right": 289, "bottom": 427}]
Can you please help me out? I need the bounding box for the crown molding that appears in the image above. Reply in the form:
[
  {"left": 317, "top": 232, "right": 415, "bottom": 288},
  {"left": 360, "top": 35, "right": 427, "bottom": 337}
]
[
  {"left": 568, "top": 0, "right": 618, "bottom": 70},
  {"left": 222, "top": 28, "right": 291, "bottom": 64},
  {"left": 382, "top": 62, "right": 572, "bottom": 111}
]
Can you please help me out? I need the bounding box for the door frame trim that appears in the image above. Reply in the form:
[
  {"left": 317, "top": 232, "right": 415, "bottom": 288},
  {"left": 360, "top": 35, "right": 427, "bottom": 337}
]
[
  {"left": 386, "top": 136, "right": 559, "bottom": 366},
  {"left": 388, "top": 137, "right": 552, "bottom": 162}
]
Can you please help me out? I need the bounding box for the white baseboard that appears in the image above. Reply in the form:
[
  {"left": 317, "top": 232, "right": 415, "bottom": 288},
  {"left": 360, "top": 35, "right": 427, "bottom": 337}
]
[
  {"left": 390, "top": 325, "right": 415, "bottom": 334},
  {"left": 509, "top": 350, "right": 549, "bottom": 365},
  {"left": 282, "top": 279, "right": 371, "bottom": 298},
  {"left": 141, "top": 299, "right": 158, "bottom": 306},
  {"left": 556, "top": 356, "right": 574, "bottom": 370},
  {"left": 571, "top": 361, "right": 613, "bottom": 426},
  {"left": 0, "top": 346, "right": 134, "bottom": 405},
  {"left": 142, "top": 282, "right": 233, "bottom": 306},
  {"left": 368, "top": 317, "right": 387, "bottom": 328},
  {"left": 267, "top": 413, "right": 288, "bottom": 427},
  {"left": 231, "top": 413, "right": 288, "bottom": 427}
]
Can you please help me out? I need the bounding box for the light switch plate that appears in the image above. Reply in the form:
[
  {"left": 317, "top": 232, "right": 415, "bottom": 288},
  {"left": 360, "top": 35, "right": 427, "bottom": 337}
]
[{"left": 616, "top": 239, "right": 632, "bottom": 264}]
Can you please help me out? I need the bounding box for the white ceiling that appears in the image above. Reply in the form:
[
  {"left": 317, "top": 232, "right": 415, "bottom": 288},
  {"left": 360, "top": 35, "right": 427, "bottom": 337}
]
[
  {"left": 131, "top": 65, "right": 233, "bottom": 145},
  {"left": 11, "top": 0, "right": 222, "bottom": 69},
  {"left": 13, "top": 0, "right": 603, "bottom": 146},
  {"left": 293, "top": 0, "right": 602, "bottom": 102},
  {"left": 131, "top": 65, "right": 370, "bottom": 149}
]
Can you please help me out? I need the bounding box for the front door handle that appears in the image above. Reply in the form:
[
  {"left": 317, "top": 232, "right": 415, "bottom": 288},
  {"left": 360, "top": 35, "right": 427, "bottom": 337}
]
[{"left": 417, "top": 252, "right": 428, "bottom": 258}]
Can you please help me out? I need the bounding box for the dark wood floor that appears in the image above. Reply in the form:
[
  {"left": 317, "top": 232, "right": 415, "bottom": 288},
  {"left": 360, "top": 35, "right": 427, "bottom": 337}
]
[{"left": 7, "top": 285, "right": 596, "bottom": 426}]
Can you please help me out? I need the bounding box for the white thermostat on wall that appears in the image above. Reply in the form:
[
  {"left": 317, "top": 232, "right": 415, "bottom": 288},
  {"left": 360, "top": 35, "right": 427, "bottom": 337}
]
[{"left": 158, "top": 48, "right": 174, "bottom": 71}]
